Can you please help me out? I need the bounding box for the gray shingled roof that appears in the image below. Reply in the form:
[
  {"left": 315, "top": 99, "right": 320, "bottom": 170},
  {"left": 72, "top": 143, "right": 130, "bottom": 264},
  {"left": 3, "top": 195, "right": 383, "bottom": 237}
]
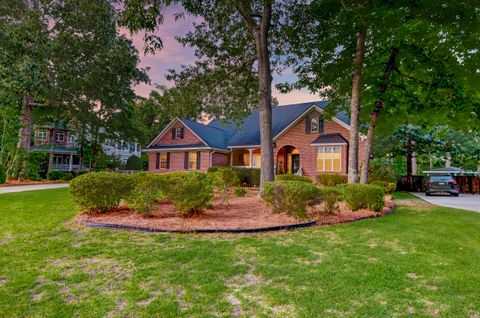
[{"left": 310, "top": 133, "right": 348, "bottom": 145}]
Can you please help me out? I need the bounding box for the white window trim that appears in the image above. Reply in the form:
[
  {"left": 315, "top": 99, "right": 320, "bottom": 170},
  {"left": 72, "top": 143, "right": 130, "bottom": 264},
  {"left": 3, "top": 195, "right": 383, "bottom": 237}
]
[
  {"left": 55, "top": 132, "right": 65, "bottom": 142},
  {"left": 316, "top": 146, "right": 342, "bottom": 172},
  {"left": 36, "top": 131, "right": 47, "bottom": 141},
  {"left": 175, "top": 127, "right": 183, "bottom": 139}
]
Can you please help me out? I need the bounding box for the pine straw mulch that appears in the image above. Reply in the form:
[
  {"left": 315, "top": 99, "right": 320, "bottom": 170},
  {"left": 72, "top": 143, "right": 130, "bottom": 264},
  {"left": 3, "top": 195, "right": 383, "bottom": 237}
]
[
  {"left": 0, "top": 179, "right": 68, "bottom": 187},
  {"left": 76, "top": 189, "right": 394, "bottom": 232}
]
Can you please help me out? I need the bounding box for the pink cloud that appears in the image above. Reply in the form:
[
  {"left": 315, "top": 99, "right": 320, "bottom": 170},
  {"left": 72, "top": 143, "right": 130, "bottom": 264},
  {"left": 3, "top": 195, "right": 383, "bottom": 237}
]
[{"left": 125, "top": 7, "right": 318, "bottom": 104}]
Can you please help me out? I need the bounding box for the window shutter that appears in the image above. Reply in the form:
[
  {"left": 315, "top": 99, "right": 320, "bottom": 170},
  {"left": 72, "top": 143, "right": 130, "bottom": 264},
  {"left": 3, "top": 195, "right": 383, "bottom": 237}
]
[
  {"left": 180, "top": 127, "right": 184, "bottom": 139},
  {"left": 196, "top": 151, "right": 201, "bottom": 169},
  {"left": 184, "top": 152, "right": 189, "bottom": 169},
  {"left": 305, "top": 117, "right": 311, "bottom": 134},
  {"left": 155, "top": 153, "right": 160, "bottom": 169},
  {"left": 166, "top": 152, "right": 170, "bottom": 169},
  {"left": 319, "top": 117, "right": 324, "bottom": 133},
  {"left": 171, "top": 128, "right": 176, "bottom": 139}
]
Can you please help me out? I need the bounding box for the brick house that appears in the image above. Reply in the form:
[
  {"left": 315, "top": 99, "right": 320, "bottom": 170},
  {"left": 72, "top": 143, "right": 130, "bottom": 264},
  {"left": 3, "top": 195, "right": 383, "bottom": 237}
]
[{"left": 144, "top": 101, "right": 366, "bottom": 180}]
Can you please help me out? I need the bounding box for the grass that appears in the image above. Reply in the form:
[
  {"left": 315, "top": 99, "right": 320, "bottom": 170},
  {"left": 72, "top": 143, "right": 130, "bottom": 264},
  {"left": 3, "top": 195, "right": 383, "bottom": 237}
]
[{"left": 0, "top": 189, "right": 479, "bottom": 317}]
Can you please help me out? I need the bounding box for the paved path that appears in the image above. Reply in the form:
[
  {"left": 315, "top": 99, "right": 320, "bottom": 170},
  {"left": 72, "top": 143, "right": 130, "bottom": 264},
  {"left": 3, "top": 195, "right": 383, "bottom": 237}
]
[
  {"left": 0, "top": 183, "right": 69, "bottom": 194},
  {"left": 411, "top": 192, "right": 480, "bottom": 212}
]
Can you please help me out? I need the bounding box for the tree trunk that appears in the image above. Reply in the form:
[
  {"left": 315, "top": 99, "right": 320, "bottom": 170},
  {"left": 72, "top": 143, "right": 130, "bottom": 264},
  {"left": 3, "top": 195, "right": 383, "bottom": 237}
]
[
  {"left": 18, "top": 95, "right": 33, "bottom": 150},
  {"left": 412, "top": 152, "right": 417, "bottom": 175},
  {"left": 348, "top": 27, "right": 366, "bottom": 184},
  {"left": 360, "top": 48, "right": 399, "bottom": 183},
  {"left": 236, "top": 1, "right": 274, "bottom": 191},
  {"left": 79, "top": 126, "right": 85, "bottom": 169},
  {"left": 445, "top": 152, "right": 451, "bottom": 168},
  {"left": 48, "top": 121, "right": 59, "bottom": 172}
]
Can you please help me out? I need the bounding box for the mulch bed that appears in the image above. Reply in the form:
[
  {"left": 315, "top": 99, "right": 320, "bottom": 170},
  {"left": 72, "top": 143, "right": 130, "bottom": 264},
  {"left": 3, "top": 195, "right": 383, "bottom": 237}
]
[{"left": 76, "top": 189, "right": 395, "bottom": 233}]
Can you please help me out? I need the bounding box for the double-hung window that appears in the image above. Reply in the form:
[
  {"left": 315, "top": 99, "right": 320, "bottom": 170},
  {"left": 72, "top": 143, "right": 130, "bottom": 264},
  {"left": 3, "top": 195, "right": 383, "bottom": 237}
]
[{"left": 316, "top": 146, "right": 341, "bottom": 172}]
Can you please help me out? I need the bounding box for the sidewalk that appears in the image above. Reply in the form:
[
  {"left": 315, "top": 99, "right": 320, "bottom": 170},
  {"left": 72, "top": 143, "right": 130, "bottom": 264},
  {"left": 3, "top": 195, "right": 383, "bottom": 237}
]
[{"left": 0, "top": 183, "right": 69, "bottom": 194}]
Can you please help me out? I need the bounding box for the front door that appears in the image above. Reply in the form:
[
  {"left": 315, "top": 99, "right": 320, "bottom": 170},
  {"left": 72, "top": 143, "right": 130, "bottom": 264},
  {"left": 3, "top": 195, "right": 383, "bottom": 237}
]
[{"left": 291, "top": 154, "right": 300, "bottom": 174}]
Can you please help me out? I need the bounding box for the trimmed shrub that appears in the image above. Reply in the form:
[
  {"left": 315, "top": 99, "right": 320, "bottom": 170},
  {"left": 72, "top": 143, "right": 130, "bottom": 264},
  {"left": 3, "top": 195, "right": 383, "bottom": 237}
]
[
  {"left": 69, "top": 172, "right": 133, "bottom": 213},
  {"left": 207, "top": 166, "right": 220, "bottom": 173},
  {"left": 276, "top": 174, "right": 313, "bottom": 183},
  {"left": 0, "top": 164, "right": 6, "bottom": 184},
  {"left": 75, "top": 169, "right": 89, "bottom": 177},
  {"left": 209, "top": 168, "right": 240, "bottom": 206},
  {"left": 234, "top": 187, "right": 246, "bottom": 197},
  {"left": 162, "top": 172, "right": 214, "bottom": 216},
  {"left": 370, "top": 181, "right": 396, "bottom": 194},
  {"left": 368, "top": 161, "right": 397, "bottom": 183},
  {"left": 125, "top": 155, "right": 142, "bottom": 170},
  {"left": 319, "top": 187, "right": 340, "bottom": 214},
  {"left": 47, "top": 170, "right": 67, "bottom": 180},
  {"left": 262, "top": 181, "right": 321, "bottom": 218},
  {"left": 316, "top": 173, "right": 347, "bottom": 187},
  {"left": 25, "top": 151, "right": 49, "bottom": 180},
  {"left": 126, "top": 172, "right": 164, "bottom": 217},
  {"left": 234, "top": 167, "right": 260, "bottom": 187},
  {"left": 337, "top": 184, "right": 385, "bottom": 211}
]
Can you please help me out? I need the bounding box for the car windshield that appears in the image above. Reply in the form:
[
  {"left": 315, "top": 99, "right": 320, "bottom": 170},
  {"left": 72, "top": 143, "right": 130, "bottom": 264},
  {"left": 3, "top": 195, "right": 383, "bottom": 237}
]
[{"left": 430, "top": 176, "right": 453, "bottom": 182}]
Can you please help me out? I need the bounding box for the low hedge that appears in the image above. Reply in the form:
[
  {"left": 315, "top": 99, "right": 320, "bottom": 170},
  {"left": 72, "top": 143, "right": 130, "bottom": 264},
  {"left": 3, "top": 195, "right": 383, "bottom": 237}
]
[
  {"left": 126, "top": 172, "right": 165, "bottom": 217},
  {"left": 316, "top": 173, "right": 347, "bottom": 187},
  {"left": 209, "top": 168, "right": 240, "bottom": 206},
  {"left": 162, "top": 172, "right": 214, "bottom": 216},
  {"left": 337, "top": 184, "right": 385, "bottom": 211},
  {"left": 234, "top": 167, "right": 260, "bottom": 187},
  {"left": 0, "top": 164, "right": 6, "bottom": 184},
  {"left": 234, "top": 187, "right": 246, "bottom": 197},
  {"left": 319, "top": 186, "right": 340, "bottom": 214},
  {"left": 262, "top": 181, "right": 321, "bottom": 219},
  {"left": 47, "top": 170, "right": 74, "bottom": 180},
  {"left": 276, "top": 174, "right": 312, "bottom": 183},
  {"left": 370, "top": 181, "right": 396, "bottom": 194},
  {"left": 69, "top": 172, "right": 132, "bottom": 213}
]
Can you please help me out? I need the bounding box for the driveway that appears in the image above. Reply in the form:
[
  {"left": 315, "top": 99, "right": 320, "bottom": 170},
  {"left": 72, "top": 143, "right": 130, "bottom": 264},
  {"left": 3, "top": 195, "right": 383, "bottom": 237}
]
[
  {"left": 411, "top": 192, "right": 480, "bottom": 212},
  {"left": 0, "top": 183, "right": 69, "bottom": 194}
]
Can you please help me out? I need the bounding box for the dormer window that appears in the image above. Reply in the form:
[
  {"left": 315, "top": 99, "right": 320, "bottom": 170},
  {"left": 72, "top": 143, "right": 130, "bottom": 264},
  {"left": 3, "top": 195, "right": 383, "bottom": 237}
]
[
  {"left": 311, "top": 117, "right": 319, "bottom": 133},
  {"left": 172, "top": 127, "right": 184, "bottom": 140}
]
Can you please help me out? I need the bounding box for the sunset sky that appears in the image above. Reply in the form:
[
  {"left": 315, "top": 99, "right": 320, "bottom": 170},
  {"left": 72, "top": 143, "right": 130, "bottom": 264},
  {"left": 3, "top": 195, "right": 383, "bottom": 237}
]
[{"left": 124, "top": 8, "right": 320, "bottom": 106}]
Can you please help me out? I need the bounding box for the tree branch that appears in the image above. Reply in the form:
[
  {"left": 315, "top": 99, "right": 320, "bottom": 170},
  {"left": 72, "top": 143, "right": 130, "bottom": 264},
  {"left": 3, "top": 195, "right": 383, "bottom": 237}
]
[
  {"left": 235, "top": 2, "right": 258, "bottom": 34},
  {"left": 209, "top": 55, "right": 257, "bottom": 89}
]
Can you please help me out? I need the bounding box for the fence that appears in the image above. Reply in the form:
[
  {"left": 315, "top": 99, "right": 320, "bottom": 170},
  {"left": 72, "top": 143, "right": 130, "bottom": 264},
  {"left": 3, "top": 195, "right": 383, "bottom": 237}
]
[{"left": 397, "top": 176, "right": 480, "bottom": 194}]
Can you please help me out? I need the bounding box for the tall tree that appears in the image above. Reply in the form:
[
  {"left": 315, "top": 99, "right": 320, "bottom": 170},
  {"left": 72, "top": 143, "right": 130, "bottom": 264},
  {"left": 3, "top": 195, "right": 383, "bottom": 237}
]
[{"left": 121, "top": 0, "right": 288, "bottom": 188}]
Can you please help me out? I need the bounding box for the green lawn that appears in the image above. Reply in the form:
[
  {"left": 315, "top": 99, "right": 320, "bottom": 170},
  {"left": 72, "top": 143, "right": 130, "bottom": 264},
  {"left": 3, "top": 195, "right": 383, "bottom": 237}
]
[{"left": 0, "top": 189, "right": 479, "bottom": 317}]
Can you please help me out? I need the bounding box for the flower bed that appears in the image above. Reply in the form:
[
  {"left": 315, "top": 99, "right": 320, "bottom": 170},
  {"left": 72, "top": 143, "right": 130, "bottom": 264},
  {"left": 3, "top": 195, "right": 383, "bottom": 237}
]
[{"left": 75, "top": 190, "right": 394, "bottom": 233}]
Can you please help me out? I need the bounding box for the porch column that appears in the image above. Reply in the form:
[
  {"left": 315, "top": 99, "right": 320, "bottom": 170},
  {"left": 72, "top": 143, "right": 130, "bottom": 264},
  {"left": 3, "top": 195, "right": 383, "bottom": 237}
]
[
  {"left": 69, "top": 153, "right": 73, "bottom": 171},
  {"left": 249, "top": 149, "right": 254, "bottom": 168}
]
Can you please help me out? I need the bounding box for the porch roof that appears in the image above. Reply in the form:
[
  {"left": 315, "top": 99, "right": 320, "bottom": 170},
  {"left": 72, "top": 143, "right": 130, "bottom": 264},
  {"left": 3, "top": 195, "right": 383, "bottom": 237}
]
[
  {"left": 30, "top": 146, "right": 77, "bottom": 154},
  {"left": 310, "top": 133, "right": 348, "bottom": 145}
]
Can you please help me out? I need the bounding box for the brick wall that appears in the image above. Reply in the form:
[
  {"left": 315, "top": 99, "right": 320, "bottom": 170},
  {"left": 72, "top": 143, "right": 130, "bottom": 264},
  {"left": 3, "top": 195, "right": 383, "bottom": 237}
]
[
  {"left": 156, "top": 120, "right": 203, "bottom": 145},
  {"left": 148, "top": 151, "right": 210, "bottom": 173},
  {"left": 212, "top": 152, "right": 229, "bottom": 167}
]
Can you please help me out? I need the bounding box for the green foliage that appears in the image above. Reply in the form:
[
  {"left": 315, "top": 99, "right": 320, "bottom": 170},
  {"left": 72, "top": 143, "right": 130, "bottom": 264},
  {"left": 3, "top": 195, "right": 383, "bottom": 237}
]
[
  {"left": 234, "top": 168, "right": 261, "bottom": 187},
  {"left": 209, "top": 168, "right": 240, "bottom": 206},
  {"left": 25, "top": 151, "right": 49, "bottom": 181},
  {"left": 47, "top": 171, "right": 73, "bottom": 181},
  {"left": 262, "top": 181, "right": 321, "bottom": 219},
  {"left": 0, "top": 165, "right": 6, "bottom": 184},
  {"left": 234, "top": 187, "right": 246, "bottom": 197},
  {"left": 368, "top": 161, "right": 397, "bottom": 183},
  {"left": 124, "top": 155, "right": 142, "bottom": 170},
  {"left": 275, "top": 174, "right": 312, "bottom": 183},
  {"left": 316, "top": 174, "right": 347, "bottom": 187},
  {"left": 318, "top": 187, "right": 340, "bottom": 214},
  {"left": 75, "top": 170, "right": 89, "bottom": 177},
  {"left": 69, "top": 172, "right": 132, "bottom": 213},
  {"left": 162, "top": 172, "right": 214, "bottom": 217},
  {"left": 207, "top": 166, "right": 220, "bottom": 173},
  {"left": 337, "top": 184, "right": 385, "bottom": 212},
  {"left": 370, "top": 181, "right": 397, "bottom": 194},
  {"left": 126, "top": 172, "right": 164, "bottom": 217}
]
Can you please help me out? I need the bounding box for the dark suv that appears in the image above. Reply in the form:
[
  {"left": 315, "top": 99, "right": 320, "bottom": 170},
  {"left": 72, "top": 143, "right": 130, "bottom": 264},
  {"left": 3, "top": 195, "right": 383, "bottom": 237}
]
[{"left": 425, "top": 176, "right": 459, "bottom": 196}]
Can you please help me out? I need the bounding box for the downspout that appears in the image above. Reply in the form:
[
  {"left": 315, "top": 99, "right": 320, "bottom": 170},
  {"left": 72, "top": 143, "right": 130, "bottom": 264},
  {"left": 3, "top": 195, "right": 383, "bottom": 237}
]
[{"left": 210, "top": 150, "right": 216, "bottom": 168}]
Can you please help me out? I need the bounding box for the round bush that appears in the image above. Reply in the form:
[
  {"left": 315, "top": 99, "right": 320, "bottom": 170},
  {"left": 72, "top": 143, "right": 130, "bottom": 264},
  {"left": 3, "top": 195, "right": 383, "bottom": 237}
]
[
  {"left": 126, "top": 172, "right": 165, "bottom": 217},
  {"left": 276, "top": 174, "right": 312, "bottom": 183},
  {"left": 337, "top": 184, "right": 385, "bottom": 211},
  {"left": 47, "top": 170, "right": 67, "bottom": 180},
  {"left": 125, "top": 155, "right": 142, "bottom": 170},
  {"left": 234, "top": 187, "right": 247, "bottom": 197},
  {"left": 0, "top": 164, "right": 6, "bottom": 184},
  {"left": 318, "top": 186, "right": 340, "bottom": 214},
  {"left": 370, "top": 181, "right": 396, "bottom": 194},
  {"left": 162, "top": 172, "right": 214, "bottom": 216},
  {"left": 69, "top": 172, "right": 133, "bottom": 213},
  {"left": 262, "top": 181, "right": 321, "bottom": 219},
  {"left": 316, "top": 174, "right": 347, "bottom": 187}
]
